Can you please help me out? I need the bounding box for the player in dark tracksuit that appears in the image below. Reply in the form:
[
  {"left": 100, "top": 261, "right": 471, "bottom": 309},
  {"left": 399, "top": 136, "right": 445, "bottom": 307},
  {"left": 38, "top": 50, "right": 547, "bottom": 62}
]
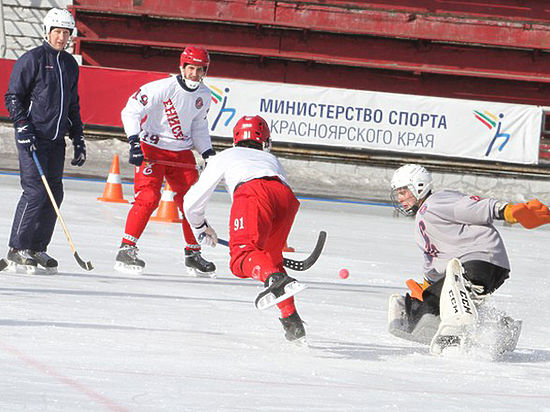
[{"left": 3, "top": 8, "right": 86, "bottom": 272}]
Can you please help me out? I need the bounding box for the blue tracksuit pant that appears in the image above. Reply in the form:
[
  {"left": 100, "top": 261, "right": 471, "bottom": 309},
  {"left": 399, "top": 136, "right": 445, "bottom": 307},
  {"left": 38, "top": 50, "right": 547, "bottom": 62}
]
[{"left": 9, "top": 140, "right": 65, "bottom": 252}]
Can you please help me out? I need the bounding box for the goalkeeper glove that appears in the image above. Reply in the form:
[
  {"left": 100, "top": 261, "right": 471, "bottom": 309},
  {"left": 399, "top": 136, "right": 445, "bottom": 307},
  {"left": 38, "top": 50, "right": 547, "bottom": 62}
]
[
  {"left": 406, "top": 277, "right": 432, "bottom": 301},
  {"left": 503, "top": 199, "right": 550, "bottom": 229}
]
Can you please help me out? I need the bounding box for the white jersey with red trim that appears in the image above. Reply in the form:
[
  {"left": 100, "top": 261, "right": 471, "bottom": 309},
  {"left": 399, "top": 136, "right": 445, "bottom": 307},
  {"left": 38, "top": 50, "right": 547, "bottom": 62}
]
[
  {"left": 415, "top": 190, "right": 510, "bottom": 283},
  {"left": 184, "top": 146, "right": 288, "bottom": 228},
  {"left": 121, "top": 75, "right": 213, "bottom": 154}
]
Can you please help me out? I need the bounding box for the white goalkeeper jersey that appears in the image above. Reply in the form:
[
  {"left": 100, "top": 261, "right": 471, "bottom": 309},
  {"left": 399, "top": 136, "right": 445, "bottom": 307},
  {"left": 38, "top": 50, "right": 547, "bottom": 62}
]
[
  {"left": 415, "top": 190, "right": 510, "bottom": 283},
  {"left": 121, "top": 75, "right": 213, "bottom": 154},
  {"left": 184, "top": 146, "right": 288, "bottom": 228}
]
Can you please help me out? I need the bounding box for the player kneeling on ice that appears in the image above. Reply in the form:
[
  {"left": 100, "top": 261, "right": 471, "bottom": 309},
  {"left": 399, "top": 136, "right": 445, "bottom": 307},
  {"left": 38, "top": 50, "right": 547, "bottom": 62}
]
[
  {"left": 387, "top": 164, "right": 550, "bottom": 356},
  {"left": 184, "top": 115, "right": 307, "bottom": 343}
]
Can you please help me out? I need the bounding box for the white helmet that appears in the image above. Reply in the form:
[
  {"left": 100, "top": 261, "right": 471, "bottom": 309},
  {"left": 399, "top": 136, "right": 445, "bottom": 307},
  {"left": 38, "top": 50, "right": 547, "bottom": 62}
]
[
  {"left": 43, "top": 8, "right": 75, "bottom": 40},
  {"left": 390, "top": 164, "right": 433, "bottom": 216}
]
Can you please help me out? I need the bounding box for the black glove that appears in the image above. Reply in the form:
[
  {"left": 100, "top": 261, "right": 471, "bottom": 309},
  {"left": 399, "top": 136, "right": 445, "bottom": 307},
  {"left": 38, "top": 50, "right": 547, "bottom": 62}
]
[
  {"left": 15, "top": 121, "right": 37, "bottom": 152},
  {"left": 198, "top": 148, "right": 216, "bottom": 172},
  {"left": 71, "top": 135, "right": 86, "bottom": 167},
  {"left": 128, "top": 134, "right": 144, "bottom": 166},
  {"left": 201, "top": 148, "right": 216, "bottom": 160}
]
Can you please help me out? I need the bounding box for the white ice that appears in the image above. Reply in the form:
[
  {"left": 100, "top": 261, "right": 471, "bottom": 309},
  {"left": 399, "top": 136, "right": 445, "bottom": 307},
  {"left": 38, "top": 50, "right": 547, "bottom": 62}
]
[{"left": 1, "top": 172, "right": 550, "bottom": 411}]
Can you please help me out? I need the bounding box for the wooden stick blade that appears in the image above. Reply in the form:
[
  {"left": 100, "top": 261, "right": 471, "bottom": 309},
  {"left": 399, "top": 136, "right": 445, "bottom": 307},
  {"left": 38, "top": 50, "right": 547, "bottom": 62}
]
[{"left": 74, "top": 252, "right": 94, "bottom": 271}]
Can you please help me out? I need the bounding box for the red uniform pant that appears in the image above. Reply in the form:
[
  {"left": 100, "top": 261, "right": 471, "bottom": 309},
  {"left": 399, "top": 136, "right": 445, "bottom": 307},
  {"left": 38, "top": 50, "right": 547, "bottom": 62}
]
[
  {"left": 122, "top": 144, "right": 199, "bottom": 249},
  {"left": 229, "top": 178, "right": 300, "bottom": 317}
]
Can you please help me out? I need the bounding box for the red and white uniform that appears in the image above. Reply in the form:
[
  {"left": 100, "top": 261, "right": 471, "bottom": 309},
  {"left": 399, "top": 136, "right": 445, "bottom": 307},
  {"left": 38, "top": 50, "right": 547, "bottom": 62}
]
[
  {"left": 121, "top": 76, "right": 212, "bottom": 154},
  {"left": 184, "top": 146, "right": 300, "bottom": 314},
  {"left": 120, "top": 75, "right": 213, "bottom": 247}
]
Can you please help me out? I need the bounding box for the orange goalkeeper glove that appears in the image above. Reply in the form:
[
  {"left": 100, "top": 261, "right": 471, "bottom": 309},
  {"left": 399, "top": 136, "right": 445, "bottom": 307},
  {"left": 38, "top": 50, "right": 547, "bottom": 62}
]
[
  {"left": 406, "top": 278, "right": 432, "bottom": 301},
  {"left": 504, "top": 199, "right": 550, "bottom": 229}
]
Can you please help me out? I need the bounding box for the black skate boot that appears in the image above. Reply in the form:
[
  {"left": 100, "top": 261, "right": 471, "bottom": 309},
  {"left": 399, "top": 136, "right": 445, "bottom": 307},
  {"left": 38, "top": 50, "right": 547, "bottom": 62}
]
[
  {"left": 185, "top": 249, "right": 216, "bottom": 278},
  {"left": 255, "top": 272, "right": 307, "bottom": 310},
  {"left": 30, "top": 251, "right": 58, "bottom": 274},
  {"left": 280, "top": 311, "right": 306, "bottom": 343},
  {"left": 7, "top": 248, "right": 38, "bottom": 274},
  {"left": 114, "top": 244, "right": 145, "bottom": 274}
]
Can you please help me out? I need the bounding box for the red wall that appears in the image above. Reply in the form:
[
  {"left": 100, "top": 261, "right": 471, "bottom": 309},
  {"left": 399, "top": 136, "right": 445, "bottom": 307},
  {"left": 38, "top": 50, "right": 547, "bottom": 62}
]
[{"left": 0, "top": 58, "right": 168, "bottom": 128}]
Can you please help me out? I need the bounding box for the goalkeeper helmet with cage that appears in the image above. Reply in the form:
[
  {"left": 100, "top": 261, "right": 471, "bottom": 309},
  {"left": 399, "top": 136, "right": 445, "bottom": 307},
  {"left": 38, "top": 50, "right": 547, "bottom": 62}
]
[
  {"left": 233, "top": 115, "right": 271, "bottom": 152},
  {"left": 179, "top": 46, "right": 210, "bottom": 90},
  {"left": 43, "top": 8, "right": 75, "bottom": 40},
  {"left": 390, "top": 164, "right": 433, "bottom": 216}
]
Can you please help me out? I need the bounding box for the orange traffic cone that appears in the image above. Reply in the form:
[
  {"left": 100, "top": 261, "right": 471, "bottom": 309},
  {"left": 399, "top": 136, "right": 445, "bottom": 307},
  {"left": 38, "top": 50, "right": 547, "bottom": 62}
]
[
  {"left": 283, "top": 242, "right": 295, "bottom": 252},
  {"left": 150, "top": 182, "right": 182, "bottom": 223},
  {"left": 97, "top": 155, "right": 128, "bottom": 203}
]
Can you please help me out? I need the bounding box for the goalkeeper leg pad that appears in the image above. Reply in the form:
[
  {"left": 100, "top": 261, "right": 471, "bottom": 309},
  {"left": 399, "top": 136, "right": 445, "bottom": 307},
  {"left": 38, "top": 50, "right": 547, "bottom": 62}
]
[
  {"left": 430, "top": 258, "right": 478, "bottom": 355},
  {"left": 388, "top": 294, "right": 439, "bottom": 345}
]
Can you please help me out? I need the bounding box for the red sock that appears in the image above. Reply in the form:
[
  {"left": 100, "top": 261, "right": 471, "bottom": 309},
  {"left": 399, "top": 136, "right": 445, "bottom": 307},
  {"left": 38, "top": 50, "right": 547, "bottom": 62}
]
[{"left": 277, "top": 297, "right": 296, "bottom": 318}]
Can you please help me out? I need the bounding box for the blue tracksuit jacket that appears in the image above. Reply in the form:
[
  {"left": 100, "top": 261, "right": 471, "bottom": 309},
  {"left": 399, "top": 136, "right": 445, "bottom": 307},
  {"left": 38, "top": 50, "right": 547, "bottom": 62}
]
[{"left": 5, "top": 40, "right": 83, "bottom": 140}]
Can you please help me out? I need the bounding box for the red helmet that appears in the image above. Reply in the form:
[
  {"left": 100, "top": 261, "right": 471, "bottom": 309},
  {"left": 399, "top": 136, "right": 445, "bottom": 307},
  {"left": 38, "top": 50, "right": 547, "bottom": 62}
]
[
  {"left": 233, "top": 115, "right": 271, "bottom": 151},
  {"left": 180, "top": 46, "right": 210, "bottom": 67}
]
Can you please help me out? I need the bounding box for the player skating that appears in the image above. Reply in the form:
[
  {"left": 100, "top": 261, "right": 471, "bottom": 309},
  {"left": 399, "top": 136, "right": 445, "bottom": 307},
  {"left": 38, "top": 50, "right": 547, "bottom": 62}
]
[
  {"left": 115, "top": 46, "right": 216, "bottom": 276},
  {"left": 3, "top": 8, "right": 86, "bottom": 274},
  {"left": 387, "top": 164, "right": 550, "bottom": 357},
  {"left": 184, "top": 115, "right": 307, "bottom": 343}
]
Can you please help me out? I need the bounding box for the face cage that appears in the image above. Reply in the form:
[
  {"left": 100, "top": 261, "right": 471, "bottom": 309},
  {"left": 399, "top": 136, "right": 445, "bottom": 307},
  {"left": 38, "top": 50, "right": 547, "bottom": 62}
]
[
  {"left": 264, "top": 137, "right": 272, "bottom": 152},
  {"left": 390, "top": 187, "right": 418, "bottom": 217}
]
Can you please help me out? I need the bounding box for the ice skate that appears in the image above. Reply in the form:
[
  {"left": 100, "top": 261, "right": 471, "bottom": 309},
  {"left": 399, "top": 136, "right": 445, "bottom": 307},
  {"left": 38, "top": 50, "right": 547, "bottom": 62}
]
[
  {"left": 0, "top": 258, "right": 8, "bottom": 272},
  {"left": 472, "top": 306, "right": 522, "bottom": 358},
  {"left": 185, "top": 249, "right": 216, "bottom": 278},
  {"left": 114, "top": 244, "right": 145, "bottom": 274},
  {"left": 499, "top": 316, "right": 522, "bottom": 353},
  {"left": 280, "top": 311, "right": 307, "bottom": 345},
  {"left": 255, "top": 272, "right": 307, "bottom": 310},
  {"left": 30, "top": 251, "right": 58, "bottom": 274},
  {"left": 7, "top": 248, "right": 38, "bottom": 274},
  {"left": 430, "top": 323, "right": 473, "bottom": 355}
]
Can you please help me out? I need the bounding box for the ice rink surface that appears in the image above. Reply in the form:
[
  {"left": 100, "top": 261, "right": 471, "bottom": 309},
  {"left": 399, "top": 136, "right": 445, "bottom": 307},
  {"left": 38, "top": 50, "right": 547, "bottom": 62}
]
[{"left": 1, "top": 172, "right": 550, "bottom": 411}]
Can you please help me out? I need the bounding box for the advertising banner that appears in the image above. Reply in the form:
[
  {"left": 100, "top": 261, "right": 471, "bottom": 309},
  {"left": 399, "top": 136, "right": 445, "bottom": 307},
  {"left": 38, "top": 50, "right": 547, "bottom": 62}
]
[{"left": 206, "top": 77, "right": 542, "bottom": 164}]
